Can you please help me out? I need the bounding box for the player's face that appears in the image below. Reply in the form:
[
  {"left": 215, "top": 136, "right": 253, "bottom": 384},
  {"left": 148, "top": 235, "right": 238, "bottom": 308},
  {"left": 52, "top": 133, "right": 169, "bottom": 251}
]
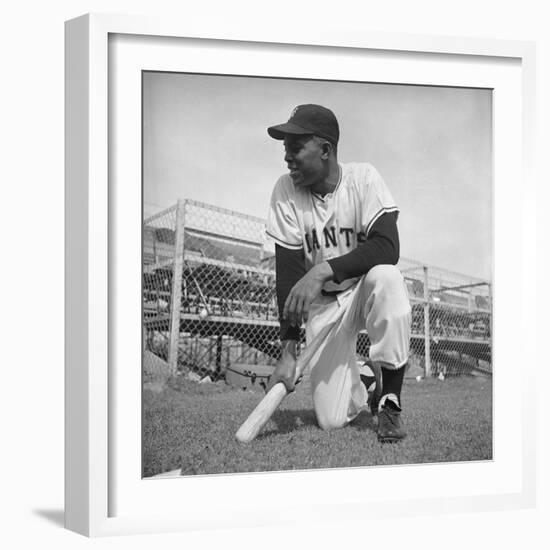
[{"left": 283, "top": 135, "right": 327, "bottom": 188}]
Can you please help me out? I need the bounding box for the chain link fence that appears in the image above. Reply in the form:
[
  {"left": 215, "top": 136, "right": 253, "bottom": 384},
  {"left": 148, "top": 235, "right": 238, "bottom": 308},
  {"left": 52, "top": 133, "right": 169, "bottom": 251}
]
[
  {"left": 398, "top": 258, "right": 491, "bottom": 378},
  {"left": 143, "top": 200, "right": 491, "bottom": 383}
]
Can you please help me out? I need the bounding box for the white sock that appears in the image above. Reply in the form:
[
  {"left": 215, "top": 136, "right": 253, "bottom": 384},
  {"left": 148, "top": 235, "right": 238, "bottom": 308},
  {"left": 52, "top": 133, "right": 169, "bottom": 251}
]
[{"left": 378, "top": 393, "right": 401, "bottom": 412}]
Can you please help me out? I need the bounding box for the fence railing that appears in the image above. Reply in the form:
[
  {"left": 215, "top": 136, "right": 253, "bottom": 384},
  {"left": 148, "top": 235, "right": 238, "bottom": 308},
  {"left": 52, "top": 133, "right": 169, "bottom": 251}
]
[{"left": 143, "top": 200, "right": 492, "bottom": 382}]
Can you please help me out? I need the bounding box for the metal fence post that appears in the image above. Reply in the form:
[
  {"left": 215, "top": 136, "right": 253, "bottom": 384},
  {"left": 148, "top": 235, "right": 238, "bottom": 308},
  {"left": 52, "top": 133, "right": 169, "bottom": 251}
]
[
  {"left": 168, "top": 200, "right": 186, "bottom": 375},
  {"left": 423, "top": 265, "right": 431, "bottom": 378}
]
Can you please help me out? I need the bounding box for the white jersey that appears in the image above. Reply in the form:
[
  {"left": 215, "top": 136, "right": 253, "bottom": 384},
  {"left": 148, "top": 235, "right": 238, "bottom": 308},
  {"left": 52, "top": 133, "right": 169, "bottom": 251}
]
[{"left": 266, "top": 162, "right": 398, "bottom": 293}]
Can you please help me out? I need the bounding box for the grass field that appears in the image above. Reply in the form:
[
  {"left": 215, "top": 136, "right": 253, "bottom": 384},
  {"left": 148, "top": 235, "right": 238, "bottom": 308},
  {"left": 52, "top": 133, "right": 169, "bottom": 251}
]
[{"left": 143, "top": 374, "right": 492, "bottom": 477}]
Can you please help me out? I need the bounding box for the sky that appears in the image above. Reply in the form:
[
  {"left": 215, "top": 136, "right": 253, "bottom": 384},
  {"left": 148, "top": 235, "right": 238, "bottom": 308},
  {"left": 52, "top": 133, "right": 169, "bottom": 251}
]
[{"left": 143, "top": 72, "right": 492, "bottom": 280}]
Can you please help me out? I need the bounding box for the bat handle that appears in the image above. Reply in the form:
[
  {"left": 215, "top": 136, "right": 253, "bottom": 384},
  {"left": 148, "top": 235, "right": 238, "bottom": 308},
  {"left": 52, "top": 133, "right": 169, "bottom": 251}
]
[{"left": 235, "top": 382, "right": 288, "bottom": 443}]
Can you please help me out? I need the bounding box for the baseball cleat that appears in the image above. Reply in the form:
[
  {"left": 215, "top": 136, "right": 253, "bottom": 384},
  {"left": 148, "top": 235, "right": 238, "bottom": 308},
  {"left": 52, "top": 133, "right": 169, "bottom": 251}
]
[{"left": 377, "top": 403, "right": 406, "bottom": 443}]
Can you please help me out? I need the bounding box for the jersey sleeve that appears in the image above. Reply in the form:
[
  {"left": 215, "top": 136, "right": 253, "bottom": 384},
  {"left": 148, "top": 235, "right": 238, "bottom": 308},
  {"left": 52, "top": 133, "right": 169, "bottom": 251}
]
[
  {"left": 265, "top": 176, "right": 303, "bottom": 250},
  {"left": 361, "top": 164, "right": 399, "bottom": 236}
]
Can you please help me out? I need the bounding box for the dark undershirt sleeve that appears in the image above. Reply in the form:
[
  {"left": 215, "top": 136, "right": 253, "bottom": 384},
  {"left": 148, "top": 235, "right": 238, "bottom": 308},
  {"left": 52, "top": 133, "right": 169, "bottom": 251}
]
[
  {"left": 275, "top": 244, "right": 306, "bottom": 341},
  {"left": 274, "top": 212, "right": 399, "bottom": 341},
  {"left": 327, "top": 211, "right": 400, "bottom": 283}
]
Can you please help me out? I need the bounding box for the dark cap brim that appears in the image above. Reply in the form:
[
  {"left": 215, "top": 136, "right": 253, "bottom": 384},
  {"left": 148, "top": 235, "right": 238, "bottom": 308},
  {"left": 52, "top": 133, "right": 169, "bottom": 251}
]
[{"left": 267, "top": 122, "right": 314, "bottom": 140}]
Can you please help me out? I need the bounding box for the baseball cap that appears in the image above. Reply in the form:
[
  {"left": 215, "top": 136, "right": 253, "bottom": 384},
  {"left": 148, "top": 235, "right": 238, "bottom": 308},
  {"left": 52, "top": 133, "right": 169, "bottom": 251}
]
[{"left": 267, "top": 104, "right": 339, "bottom": 145}]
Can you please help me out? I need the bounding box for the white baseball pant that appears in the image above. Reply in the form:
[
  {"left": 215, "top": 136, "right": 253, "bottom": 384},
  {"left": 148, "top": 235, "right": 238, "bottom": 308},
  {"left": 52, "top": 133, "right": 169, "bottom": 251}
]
[{"left": 304, "top": 265, "right": 411, "bottom": 430}]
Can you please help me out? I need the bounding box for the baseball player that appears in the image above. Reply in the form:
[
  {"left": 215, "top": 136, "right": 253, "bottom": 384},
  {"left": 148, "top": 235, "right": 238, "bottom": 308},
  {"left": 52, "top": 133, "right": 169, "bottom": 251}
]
[{"left": 264, "top": 104, "right": 411, "bottom": 442}]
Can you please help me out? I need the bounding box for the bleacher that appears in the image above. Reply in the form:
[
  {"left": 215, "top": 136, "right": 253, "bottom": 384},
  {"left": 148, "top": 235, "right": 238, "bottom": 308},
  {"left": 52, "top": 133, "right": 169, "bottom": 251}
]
[{"left": 143, "top": 200, "right": 492, "bottom": 378}]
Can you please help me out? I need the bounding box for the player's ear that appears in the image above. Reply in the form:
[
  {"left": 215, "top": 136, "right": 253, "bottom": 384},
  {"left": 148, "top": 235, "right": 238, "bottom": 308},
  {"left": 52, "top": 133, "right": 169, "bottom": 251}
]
[{"left": 320, "top": 140, "right": 333, "bottom": 159}]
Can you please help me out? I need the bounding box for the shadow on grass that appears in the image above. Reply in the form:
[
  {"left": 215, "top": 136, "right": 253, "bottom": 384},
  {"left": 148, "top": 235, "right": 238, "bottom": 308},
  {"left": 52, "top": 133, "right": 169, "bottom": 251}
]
[
  {"left": 263, "top": 408, "right": 318, "bottom": 436},
  {"left": 348, "top": 410, "right": 378, "bottom": 432},
  {"left": 258, "top": 408, "right": 378, "bottom": 439}
]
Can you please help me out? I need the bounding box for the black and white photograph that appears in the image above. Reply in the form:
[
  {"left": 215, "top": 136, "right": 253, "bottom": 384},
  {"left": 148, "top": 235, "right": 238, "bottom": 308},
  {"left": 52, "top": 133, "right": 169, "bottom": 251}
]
[
  {"left": 141, "top": 72, "right": 493, "bottom": 478},
  {"left": 2, "top": 0, "right": 544, "bottom": 543},
  {"left": 3, "top": 0, "right": 543, "bottom": 543}
]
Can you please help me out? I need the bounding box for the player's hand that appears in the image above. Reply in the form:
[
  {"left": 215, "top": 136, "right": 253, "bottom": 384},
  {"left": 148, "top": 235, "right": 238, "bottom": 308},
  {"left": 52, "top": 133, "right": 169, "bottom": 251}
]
[
  {"left": 266, "top": 342, "right": 298, "bottom": 393},
  {"left": 283, "top": 262, "right": 334, "bottom": 326}
]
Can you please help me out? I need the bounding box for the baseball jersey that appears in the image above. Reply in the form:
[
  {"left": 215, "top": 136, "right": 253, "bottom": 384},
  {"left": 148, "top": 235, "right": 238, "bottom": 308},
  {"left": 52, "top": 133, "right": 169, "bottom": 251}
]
[{"left": 266, "top": 162, "right": 398, "bottom": 293}]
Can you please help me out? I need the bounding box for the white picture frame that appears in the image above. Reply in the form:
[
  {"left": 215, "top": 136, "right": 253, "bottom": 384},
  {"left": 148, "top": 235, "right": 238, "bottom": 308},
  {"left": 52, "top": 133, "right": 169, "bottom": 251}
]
[{"left": 65, "top": 13, "right": 537, "bottom": 537}]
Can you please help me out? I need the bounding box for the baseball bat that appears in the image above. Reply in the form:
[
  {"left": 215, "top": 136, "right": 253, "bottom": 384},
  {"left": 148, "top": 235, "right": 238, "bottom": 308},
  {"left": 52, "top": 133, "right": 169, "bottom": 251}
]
[
  {"left": 235, "top": 382, "right": 288, "bottom": 443},
  {"left": 235, "top": 320, "right": 337, "bottom": 443}
]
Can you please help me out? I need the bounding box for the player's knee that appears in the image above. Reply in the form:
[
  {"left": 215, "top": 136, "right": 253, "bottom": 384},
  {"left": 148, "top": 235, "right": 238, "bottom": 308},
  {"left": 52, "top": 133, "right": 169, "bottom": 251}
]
[
  {"left": 316, "top": 411, "right": 346, "bottom": 431},
  {"left": 363, "top": 265, "right": 411, "bottom": 325},
  {"left": 365, "top": 264, "right": 403, "bottom": 290},
  {"left": 367, "top": 265, "right": 408, "bottom": 303}
]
